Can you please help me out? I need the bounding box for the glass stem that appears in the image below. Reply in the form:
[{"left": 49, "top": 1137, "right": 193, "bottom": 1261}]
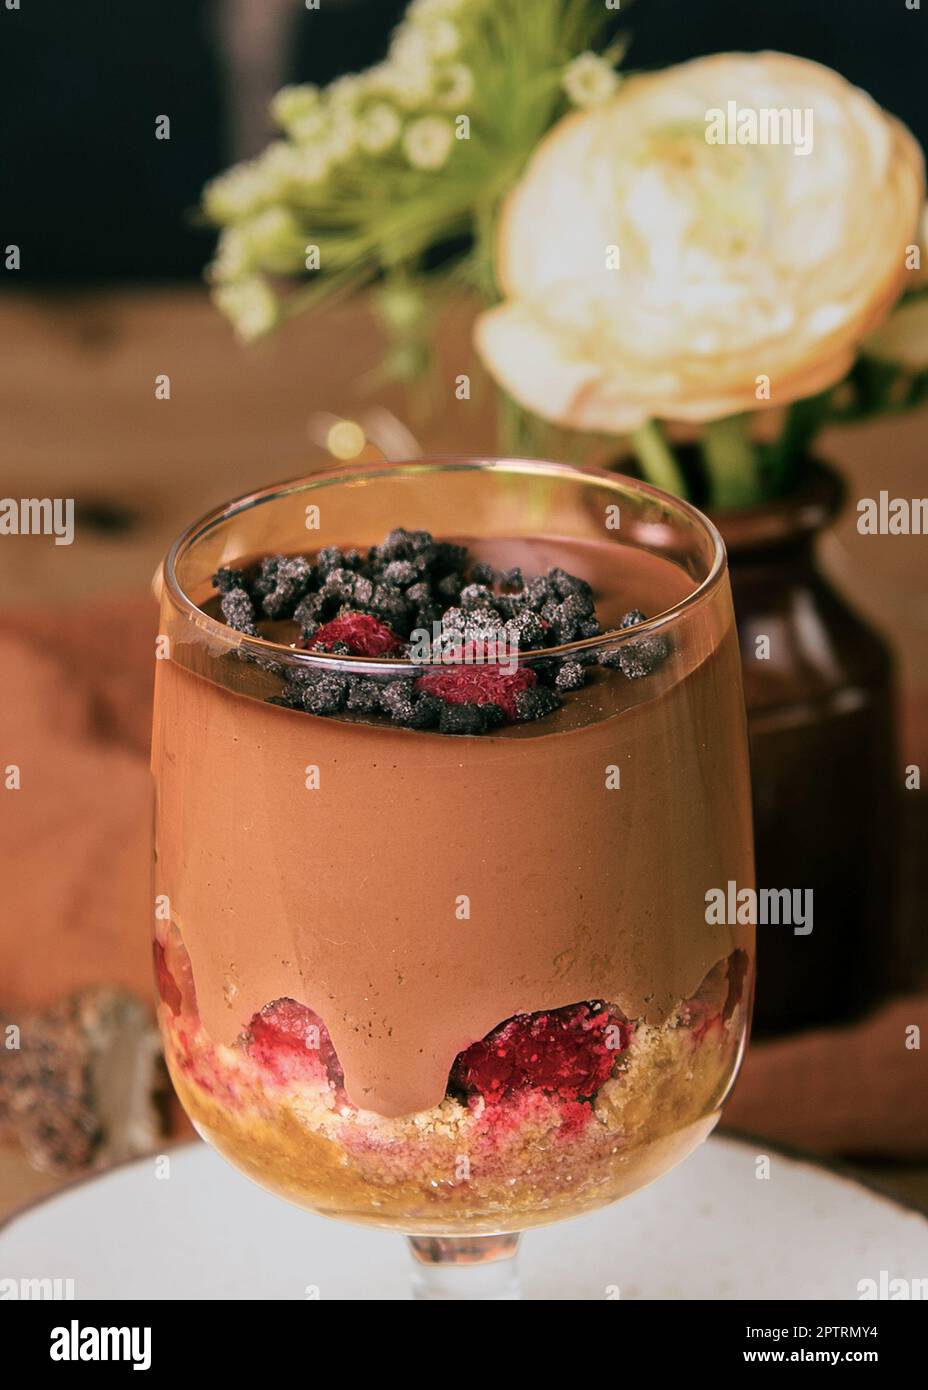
[{"left": 407, "top": 1234, "right": 521, "bottom": 1300}]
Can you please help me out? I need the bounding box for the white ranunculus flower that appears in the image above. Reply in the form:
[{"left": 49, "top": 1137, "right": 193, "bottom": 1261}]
[
  {"left": 475, "top": 53, "right": 924, "bottom": 430},
  {"left": 403, "top": 115, "right": 455, "bottom": 171}
]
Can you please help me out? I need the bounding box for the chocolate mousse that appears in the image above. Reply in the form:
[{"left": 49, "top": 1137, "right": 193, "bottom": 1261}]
[{"left": 152, "top": 519, "right": 754, "bottom": 1232}]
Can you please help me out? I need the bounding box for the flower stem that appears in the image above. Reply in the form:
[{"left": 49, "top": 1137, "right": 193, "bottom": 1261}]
[
  {"left": 629, "top": 420, "right": 688, "bottom": 498},
  {"left": 700, "top": 415, "right": 762, "bottom": 508}
]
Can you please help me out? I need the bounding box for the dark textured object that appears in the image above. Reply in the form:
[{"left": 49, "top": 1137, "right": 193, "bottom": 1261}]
[
  {"left": 300, "top": 672, "right": 348, "bottom": 714},
  {"left": 209, "top": 527, "right": 662, "bottom": 733},
  {"left": 220, "top": 586, "right": 258, "bottom": 635},
  {"left": 212, "top": 566, "right": 246, "bottom": 594},
  {"left": 260, "top": 556, "right": 314, "bottom": 618},
  {"left": 514, "top": 686, "right": 560, "bottom": 721},
  {"left": 0, "top": 988, "right": 167, "bottom": 1176},
  {"left": 618, "top": 634, "right": 671, "bottom": 680},
  {"left": 438, "top": 701, "right": 498, "bottom": 735},
  {"left": 555, "top": 660, "right": 586, "bottom": 691}
]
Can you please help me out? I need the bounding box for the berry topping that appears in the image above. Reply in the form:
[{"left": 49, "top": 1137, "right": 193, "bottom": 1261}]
[
  {"left": 449, "top": 1001, "right": 631, "bottom": 1106},
  {"left": 414, "top": 663, "right": 538, "bottom": 722},
  {"left": 220, "top": 586, "right": 258, "bottom": 635},
  {"left": 306, "top": 611, "right": 403, "bottom": 656},
  {"left": 244, "top": 998, "right": 345, "bottom": 1090},
  {"left": 210, "top": 528, "right": 666, "bottom": 733}
]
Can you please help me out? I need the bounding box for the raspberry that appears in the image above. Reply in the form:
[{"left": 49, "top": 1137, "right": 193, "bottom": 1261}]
[
  {"left": 153, "top": 941, "right": 182, "bottom": 1015},
  {"left": 306, "top": 611, "right": 402, "bottom": 656},
  {"left": 153, "top": 928, "right": 198, "bottom": 1017},
  {"left": 415, "top": 663, "right": 537, "bottom": 721},
  {"left": 449, "top": 1001, "right": 631, "bottom": 1105},
  {"left": 244, "top": 999, "right": 345, "bottom": 1091},
  {"left": 679, "top": 950, "right": 748, "bottom": 1038}
]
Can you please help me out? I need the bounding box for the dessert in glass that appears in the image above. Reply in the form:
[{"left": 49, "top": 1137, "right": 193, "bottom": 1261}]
[{"left": 151, "top": 458, "right": 754, "bottom": 1298}]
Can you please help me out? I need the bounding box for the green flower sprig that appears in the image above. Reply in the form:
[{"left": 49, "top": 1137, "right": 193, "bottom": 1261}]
[{"left": 203, "top": 0, "right": 625, "bottom": 352}]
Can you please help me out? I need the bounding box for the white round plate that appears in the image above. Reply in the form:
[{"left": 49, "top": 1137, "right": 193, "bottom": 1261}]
[{"left": 1, "top": 1135, "right": 925, "bottom": 1300}]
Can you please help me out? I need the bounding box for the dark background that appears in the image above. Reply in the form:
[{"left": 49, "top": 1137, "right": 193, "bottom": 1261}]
[{"left": 1, "top": 0, "right": 924, "bottom": 282}]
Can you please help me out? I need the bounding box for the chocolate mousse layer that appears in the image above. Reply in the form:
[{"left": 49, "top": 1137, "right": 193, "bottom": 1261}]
[{"left": 152, "top": 536, "right": 753, "bottom": 1117}]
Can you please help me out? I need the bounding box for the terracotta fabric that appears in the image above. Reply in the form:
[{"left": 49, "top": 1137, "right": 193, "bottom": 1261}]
[{"left": 0, "top": 594, "right": 925, "bottom": 1159}]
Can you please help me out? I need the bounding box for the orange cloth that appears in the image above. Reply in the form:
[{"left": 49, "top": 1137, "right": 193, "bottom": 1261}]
[{"left": 1, "top": 594, "right": 925, "bottom": 1158}]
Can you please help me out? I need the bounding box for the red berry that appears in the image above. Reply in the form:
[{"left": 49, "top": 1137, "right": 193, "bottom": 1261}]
[
  {"left": 153, "top": 940, "right": 182, "bottom": 1015},
  {"left": 153, "top": 929, "right": 198, "bottom": 1017},
  {"left": 244, "top": 998, "right": 345, "bottom": 1091},
  {"left": 415, "top": 663, "right": 537, "bottom": 721},
  {"left": 681, "top": 950, "right": 749, "bottom": 1038},
  {"left": 450, "top": 1002, "right": 631, "bottom": 1105},
  {"left": 306, "top": 612, "right": 402, "bottom": 656}
]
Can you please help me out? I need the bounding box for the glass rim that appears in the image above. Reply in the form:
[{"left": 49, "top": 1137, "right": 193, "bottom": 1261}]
[{"left": 162, "top": 455, "right": 728, "bottom": 675}]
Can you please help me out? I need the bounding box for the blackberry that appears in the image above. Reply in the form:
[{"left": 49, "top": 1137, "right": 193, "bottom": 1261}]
[
  {"left": 220, "top": 587, "right": 259, "bottom": 635},
  {"left": 440, "top": 605, "right": 502, "bottom": 645},
  {"left": 555, "top": 661, "right": 585, "bottom": 691},
  {"left": 379, "top": 681, "right": 440, "bottom": 729},
  {"left": 350, "top": 574, "right": 374, "bottom": 609},
  {"left": 503, "top": 610, "right": 546, "bottom": 650},
  {"left": 405, "top": 581, "right": 431, "bottom": 607},
  {"left": 300, "top": 672, "right": 348, "bottom": 715},
  {"left": 438, "top": 701, "right": 492, "bottom": 735},
  {"left": 346, "top": 676, "right": 384, "bottom": 713},
  {"left": 577, "top": 617, "right": 602, "bottom": 639},
  {"left": 316, "top": 546, "right": 345, "bottom": 575},
  {"left": 436, "top": 573, "right": 462, "bottom": 602},
  {"left": 292, "top": 592, "right": 323, "bottom": 635},
  {"left": 619, "top": 634, "right": 670, "bottom": 680},
  {"left": 459, "top": 582, "right": 496, "bottom": 610},
  {"left": 514, "top": 686, "right": 560, "bottom": 722},
  {"left": 549, "top": 567, "right": 593, "bottom": 601},
  {"left": 470, "top": 561, "right": 495, "bottom": 586},
  {"left": 261, "top": 556, "right": 313, "bottom": 618},
  {"left": 412, "top": 601, "right": 442, "bottom": 631},
  {"left": 523, "top": 575, "right": 553, "bottom": 610},
  {"left": 433, "top": 541, "right": 468, "bottom": 575},
  {"left": 320, "top": 567, "right": 358, "bottom": 607},
  {"left": 370, "top": 582, "right": 410, "bottom": 634},
  {"left": 252, "top": 555, "right": 284, "bottom": 599},
  {"left": 560, "top": 590, "right": 595, "bottom": 621},
  {"left": 500, "top": 566, "right": 523, "bottom": 590},
  {"left": 381, "top": 559, "right": 419, "bottom": 588},
  {"left": 212, "top": 566, "right": 246, "bottom": 594},
  {"left": 375, "top": 528, "right": 415, "bottom": 563}
]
